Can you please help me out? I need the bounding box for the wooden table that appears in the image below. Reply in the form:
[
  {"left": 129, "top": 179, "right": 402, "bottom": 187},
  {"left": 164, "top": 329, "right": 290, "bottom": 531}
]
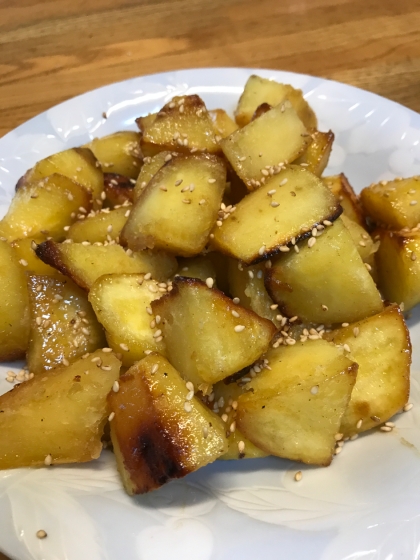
[{"left": 0, "top": 0, "right": 419, "bottom": 558}]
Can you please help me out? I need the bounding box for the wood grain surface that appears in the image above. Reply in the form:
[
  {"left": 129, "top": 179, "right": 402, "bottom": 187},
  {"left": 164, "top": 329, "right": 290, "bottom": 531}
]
[{"left": 0, "top": 1, "right": 419, "bottom": 559}]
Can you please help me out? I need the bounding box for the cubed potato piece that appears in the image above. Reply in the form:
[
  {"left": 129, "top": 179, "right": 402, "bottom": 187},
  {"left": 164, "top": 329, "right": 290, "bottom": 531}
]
[
  {"left": 211, "top": 166, "right": 341, "bottom": 264},
  {"left": 209, "top": 109, "right": 239, "bottom": 138},
  {"left": 66, "top": 206, "right": 130, "bottom": 243},
  {"left": 108, "top": 353, "right": 227, "bottom": 494},
  {"left": 360, "top": 176, "right": 420, "bottom": 229},
  {"left": 323, "top": 174, "right": 365, "bottom": 227},
  {"left": 0, "top": 349, "right": 121, "bottom": 469},
  {"left": 140, "top": 95, "right": 220, "bottom": 157},
  {"left": 85, "top": 131, "right": 142, "bottom": 178},
  {"left": 0, "top": 240, "right": 29, "bottom": 360},
  {"left": 11, "top": 236, "right": 62, "bottom": 277},
  {"left": 235, "top": 75, "right": 317, "bottom": 129},
  {"left": 27, "top": 275, "right": 106, "bottom": 373},
  {"left": 0, "top": 174, "right": 92, "bottom": 242},
  {"left": 209, "top": 380, "right": 268, "bottom": 460},
  {"left": 324, "top": 305, "right": 410, "bottom": 436},
  {"left": 89, "top": 274, "right": 166, "bottom": 366},
  {"left": 236, "top": 340, "right": 357, "bottom": 465},
  {"left": 295, "top": 129, "right": 334, "bottom": 176},
  {"left": 121, "top": 154, "right": 226, "bottom": 256},
  {"left": 133, "top": 151, "right": 171, "bottom": 201},
  {"left": 375, "top": 229, "right": 420, "bottom": 310},
  {"left": 152, "top": 277, "right": 277, "bottom": 387},
  {"left": 136, "top": 112, "right": 157, "bottom": 132},
  {"left": 35, "top": 240, "right": 178, "bottom": 289},
  {"left": 176, "top": 255, "right": 217, "bottom": 283},
  {"left": 265, "top": 218, "right": 383, "bottom": 324},
  {"left": 19, "top": 147, "right": 104, "bottom": 200},
  {"left": 104, "top": 174, "right": 135, "bottom": 206},
  {"left": 206, "top": 251, "right": 231, "bottom": 294},
  {"left": 222, "top": 103, "right": 310, "bottom": 190},
  {"left": 228, "top": 259, "right": 280, "bottom": 327},
  {"left": 340, "top": 214, "right": 378, "bottom": 280}
]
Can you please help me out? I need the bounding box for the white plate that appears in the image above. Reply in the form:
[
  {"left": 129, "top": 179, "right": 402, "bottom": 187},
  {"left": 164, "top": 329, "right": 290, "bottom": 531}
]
[{"left": 1, "top": 67, "right": 420, "bottom": 560}]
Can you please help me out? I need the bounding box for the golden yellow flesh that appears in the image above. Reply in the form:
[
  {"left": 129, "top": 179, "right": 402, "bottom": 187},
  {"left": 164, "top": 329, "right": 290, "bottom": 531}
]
[
  {"left": 85, "top": 131, "right": 142, "bottom": 178},
  {"left": 108, "top": 353, "right": 227, "bottom": 494},
  {"left": 0, "top": 349, "right": 121, "bottom": 469},
  {"left": 0, "top": 240, "right": 30, "bottom": 360},
  {"left": 325, "top": 305, "right": 410, "bottom": 436},
  {"left": 66, "top": 206, "right": 130, "bottom": 243},
  {"left": 0, "top": 174, "right": 91, "bottom": 242},
  {"left": 237, "top": 340, "right": 357, "bottom": 465},
  {"left": 221, "top": 103, "right": 310, "bottom": 189},
  {"left": 152, "top": 277, "right": 277, "bottom": 387},
  {"left": 266, "top": 218, "right": 383, "bottom": 324},
  {"left": 122, "top": 154, "right": 226, "bottom": 256},
  {"left": 27, "top": 275, "right": 106, "bottom": 373},
  {"left": 211, "top": 166, "right": 340, "bottom": 264},
  {"left": 89, "top": 274, "right": 166, "bottom": 366}
]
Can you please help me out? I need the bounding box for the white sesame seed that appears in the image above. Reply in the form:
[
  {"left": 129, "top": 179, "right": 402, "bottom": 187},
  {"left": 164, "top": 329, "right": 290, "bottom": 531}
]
[
  {"left": 151, "top": 364, "right": 159, "bottom": 374},
  {"left": 343, "top": 344, "right": 351, "bottom": 353},
  {"left": 279, "top": 246, "right": 290, "bottom": 252},
  {"left": 19, "top": 259, "right": 28, "bottom": 267},
  {"left": 380, "top": 426, "right": 392, "bottom": 432},
  {"left": 231, "top": 310, "right": 240, "bottom": 318},
  {"left": 120, "top": 343, "right": 129, "bottom": 351},
  {"left": 208, "top": 178, "right": 216, "bottom": 183},
  {"left": 102, "top": 347, "right": 112, "bottom": 353},
  {"left": 203, "top": 426, "right": 209, "bottom": 438},
  {"left": 410, "top": 200, "right": 418, "bottom": 206},
  {"left": 404, "top": 403, "right": 413, "bottom": 412},
  {"left": 44, "top": 454, "right": 52, "bottom": 466},
  {"left": 112, "top": 380, "right": 120, "bottom": 393},
  {"left": 184, "top": 401, "right": 192, "bottom": 413},
  {"left": 186, "top": 390, "right": 194, "bottom": 401},
  {"left": 234, "top": 325, "right": 246, "bottom": 333},
  {"left": 238, "top": 156, "right": 247, "bottom": 162},
  {"left": 153, "top": 329, "right": 162, "bottom": 338},
  {"left": 206, "top": 277, "right": 214, "bottom": 288},
  {"left": 238, "top": 440, "right": 245, "bottom": 453},
  {"left": 294, "top": 471, "right": 302, "bottom": 481},
  {"left": 310, "top": 385, "right": 319, "bottom": 395},
  {"left": 323, "top": 220, "right": 332, "bottom": 226},
  {"left": 342, "top": 322, "right": 349, "bottom": 327},
  {"left": 108, "top": 412, "right": 115, "bottom": 421},
  {"left": 279, "top": 178, "right": 288, "bottom": 186},
  {"left": 385, "top": 421, "right": 395, "bottom": 428},
  {"left": 353, "top": 327, "right": 360, "bottom": 337},
  {"left": 411, "top": 252, "right": 417, "bottom": 261},
  {"left": 335, "top": 446, "right": 342, "bottom": 455},
  {"left": 308, "top": 237, "right": 316, "bottom": 248},
  {"left": 267, "top": 189, "right": 276, "bottom": 196},
  {"left": 356, "top": 419, "right": 363, "bottom": 429},
  {"left": 335, "top": 433, "right": 343, "bottom": 441},
  {"left": 258, "top": 245, "right": 266, "bottom": 255},
  {"left": 232, "top": 297, "right": 240, "bottom": 304},
  {"left": 36, "top": 530, "right": 47, "bottom": 539},
  {"left": 62, "top": 358, "right": 69, "bottom": 367}
]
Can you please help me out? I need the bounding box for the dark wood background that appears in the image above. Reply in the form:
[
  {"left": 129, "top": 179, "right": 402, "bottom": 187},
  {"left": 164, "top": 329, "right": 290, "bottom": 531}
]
[{"left": 1, "top": 0, "right": 419, "bottom": 558}]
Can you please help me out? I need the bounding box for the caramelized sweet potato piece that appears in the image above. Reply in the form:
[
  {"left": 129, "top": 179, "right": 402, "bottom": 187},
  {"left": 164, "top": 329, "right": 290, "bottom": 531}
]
[
  {"left": 323, "top": 173, "right": 365, "bottom": 227},
  {"left": 85, "top": 131, "right": 142, "bottom": 178}
]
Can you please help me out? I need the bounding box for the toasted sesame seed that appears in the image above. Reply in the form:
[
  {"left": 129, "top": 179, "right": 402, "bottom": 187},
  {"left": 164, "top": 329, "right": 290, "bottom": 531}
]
[
  {"left": 153, "top": 329, "right": 162, "bottom": 338},
  {"left": 19, "top": 259, "right": 28, "bottom": 266},
  {"left": 353, "top": 327, "right": 360, "bottom": 337},
  {"left": 205, "top": 277, "right": 214, "bottom": 288},
  {"left": 102, "top": 347, "right": 112, "bottom": 353},
  {"left": 184, "top": 401, "right": 192, "bottom": 412},
  {"left": 323, "top": 220, "right": 332, "bottom": 226},
  {"left": 380, "top": 426, "right": 392, "bottom": 432},
  {"left": 411, "top": 252, "right": 417, "bottom": 261},
  {"left": 258, "top": 244, "right": 266, "bottom": 255},
  {"left": 234, "top": 324, "right": 246, "bottom": 333},
  {"left": 232, "top": 297, "right": 240, "bottom": 304},
  {"left": 101, "top": 365, "right": 112, "bottom": 371},
  {"left": 238, "top": 440, "right": 245, "bottom": 453},
  {"left": 148, "top": 284, "right": 158, "bottom": 293},
  {"left": 44, "top": 454, "right": 52, "bottom": 466},
  {"left": 311, "top": 228, "right": 318, "bottom": 237},
  {"left": 36, "top": 530, "right": 47, "bottom": 539},
  {"left": 208, "top": 178, "right": 216, "bottom": 184},
  {"left": 267, "top": 189, "right": 276, "bottom": 196},
  {"left": 385, "top": 421, "right": 395, "bottom": 428},
  {"left": 279, "top": 246, "right": 290, "bottom": 252},
  {"left": 108, "top": 412, "right": 115, "bottom": 421},
  {"left": 334, "top": 433, "right": 343, "bottom": 441},
  {"left": 343, "top": 344, "right": 351, "bottom": 353},
  {"left": 151, "top": 364, "right": 159, "bottom": 374},
  {"left": 359, "top": 241, "right": 366, "bottom": 247},
  {"left": 231, "top": 310, "right": 240, "bottom": 318},
  {"left": 279, "top": 178, "right": 288, "bottom": 186},
  {"left": 356, "top": 419, "right": 363, "bottom": 429},
  {"left": 62, "top": 358, "right": 69, "bottom": 366},
  {"left": 410, "top": 200, "right": 418, "bottom": 206},
  {"left": 308, "top": 237, "right": 316, "bottom": 248},
  {"left": 321, "top": 304, "right": 328, "bottom": 311},
  {"left": 342, "top": 322, "right": 349, "bottom": 327},
  {"left": 112, "top": 381, "right": 119, "bottom": 393},
  {"left": 119, "top": 343, "right": 129, "bottom": 352},
  {"left": 404, "top": 403, "right": 413, "bottom": 412},
  {"left": 238, "top": 156, "right": 247, "bottom": 162},
  {"left": 261, "top": 169, "right": 269, "bottom": 176},
  {"left": 310, "top": 385, "right": 319, "bottom": 395},
  {"left": 335, "top": 446, "right": 342, "bottom": 454},
  {"left": 294, "top": 471, "right": 302, "bottom": 481}
]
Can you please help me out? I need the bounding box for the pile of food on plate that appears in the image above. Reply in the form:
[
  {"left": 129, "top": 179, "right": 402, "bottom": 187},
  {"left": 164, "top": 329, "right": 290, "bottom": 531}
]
[{"left": 0, "top": 75, "right": 416, "bottom": 495}]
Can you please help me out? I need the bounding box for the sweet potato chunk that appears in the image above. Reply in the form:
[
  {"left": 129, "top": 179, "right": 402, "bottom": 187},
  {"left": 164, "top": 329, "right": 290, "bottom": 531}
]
[
  {"left": 0, "top": 349, "right": 121, "bottom": 469},
  {"left": 211, "top": 166, "right": 341, "bottom": 264},
  {"left": 222, "top": 103, "right": 310, "bottom": 190},
  {"left": 152, "top": 277, "right": 277, "bottom": 387},
  {"left": 341, "top": 214, "right": 378, "bottom": 280},
  {"left": 323, "top": 174, "right": 365, "bottom": 227},
  {"left": 11, "top": 236, "right": 62, "bottom": 277},
  {"left": 20, "top": 147, "right": 104, "bottom": 200},
  {"left": 235, "top": 75, "right": 317, "bottom": 129},
  {"left": 36, "top": 240, "right": 177, "bottom": 289},
  {"left": 85, "top": 131, "right": 142, "bottom": 178},
  {"left": 325, "top": 305, "right": 410, "bottom": 436},
  {"left": 265, "top": 218, "right": 383, "bottom": 324},
  {"left": 108, "top": 354, "right": 227, "bottom": 494},
  {"left": 0, "top": 240, "right": 29, "bottom": 360},
  {"left": 139, "top": 95, "right": 220, "bottom": 157},
  {"left": 0, "top": 174, "right": 92, "bottom": 242},
  {"left": 295, "top": 129, "right": 334, "bottom": 176},
  {"left": 103, "top": 174, "right": 135, "bottom": 206},
  {"left": 209, "top": 109, "right": 239, "bottom": 138},
  {"left": 360, "top": 176, "right": 420, "bottom": 229},
  {"left": 121, "top": 154, "right": 226, "bottom": 256},
  {"left": 227, "top": 259, "right": 281, "bottom": 327},
  {"left": 66, "top": 206, "right": 130, "bottom": 244},
  {"left": 133, "top": 151, "right": 171, "bottom": 201},
  {"left": 27, "top": 275, "right": 106, "bottom": 373},
  {"left": 236, "top": 340, "right": 357, "bottom": 466},
  {"left": 89, "top": 274, "right": 166, "bottom": 366},
  {"left": 176, "top": 255, "right": 217, "bottom": 283},
  {"left": 375, "top": 229, "right": 420, "bottom": 310}
]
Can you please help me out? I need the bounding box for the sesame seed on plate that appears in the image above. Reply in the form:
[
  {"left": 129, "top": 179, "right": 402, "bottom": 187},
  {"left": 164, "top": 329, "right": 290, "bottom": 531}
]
[{"left": 294, "top": 471, "right": 302, "bottom": 481}]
